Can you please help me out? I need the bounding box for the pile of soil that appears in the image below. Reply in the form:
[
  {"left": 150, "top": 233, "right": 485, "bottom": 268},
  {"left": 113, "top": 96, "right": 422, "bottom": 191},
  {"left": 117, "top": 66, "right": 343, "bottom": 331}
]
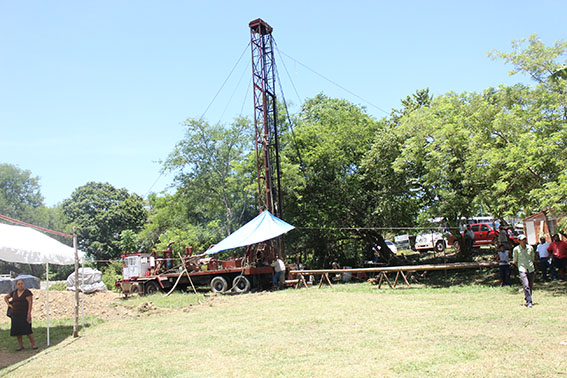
[{"left": 0, "top": 289, "right": 128, "bottom": 324}]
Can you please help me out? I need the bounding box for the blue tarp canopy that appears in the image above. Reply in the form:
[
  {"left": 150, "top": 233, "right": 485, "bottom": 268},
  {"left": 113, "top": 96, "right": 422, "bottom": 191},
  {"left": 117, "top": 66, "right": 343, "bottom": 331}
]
[{"left": 205, "top": 211, "right": 295, "bottom": 255}]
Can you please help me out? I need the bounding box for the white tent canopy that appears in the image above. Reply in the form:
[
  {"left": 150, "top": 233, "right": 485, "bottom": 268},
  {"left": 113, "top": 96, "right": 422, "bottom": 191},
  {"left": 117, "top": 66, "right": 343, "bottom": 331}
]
[
  {"left": 0, "top": 223, "right": 84, "bottom": 264},
  {"left": 0, "top": 223, "right": 84, "bottom": 347},
  {"left": 206, "top": 210, "right": 295, "bottom": 255}
]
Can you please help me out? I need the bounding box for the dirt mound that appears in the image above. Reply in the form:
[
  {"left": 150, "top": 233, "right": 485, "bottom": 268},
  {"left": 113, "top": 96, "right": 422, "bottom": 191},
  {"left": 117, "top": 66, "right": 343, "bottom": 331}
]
[{"left": 1, "top": 289, "right": 127, "bottom": 324}]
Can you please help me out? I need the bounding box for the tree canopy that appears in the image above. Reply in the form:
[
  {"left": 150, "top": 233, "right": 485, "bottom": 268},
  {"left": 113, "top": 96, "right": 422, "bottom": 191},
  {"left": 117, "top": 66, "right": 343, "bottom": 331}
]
[{"left": 61, "top": 182, "right": 148, "bottom": 261}]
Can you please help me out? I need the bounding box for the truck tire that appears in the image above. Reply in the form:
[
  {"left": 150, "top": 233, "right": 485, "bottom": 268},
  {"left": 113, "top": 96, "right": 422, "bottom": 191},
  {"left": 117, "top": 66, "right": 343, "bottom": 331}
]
[
  {"left": 145, "top": 281, "right": 160, "bottom": 295},
  {"left": 232, "top": 276, "right": 251, "bottom": 293},
  {"left": 210, "top": 276, "right": 228, "bottom": 293},
  {"left": 435, "top": 240, "right": 445, "bottom": 253},
  {"left": 130, "top": 283, "right": 142, "bottom": 296}
]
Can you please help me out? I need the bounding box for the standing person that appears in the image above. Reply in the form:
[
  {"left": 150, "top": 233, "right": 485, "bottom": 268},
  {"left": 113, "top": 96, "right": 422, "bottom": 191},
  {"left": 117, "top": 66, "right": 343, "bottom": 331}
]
[
  {"left": 4, "top": 280, "right": 38, "bottom": 351},
  {"left": 512, "top": 235, "right": 536, "bottom": 307},
  {"left": 496, "top": 244, "right": 511, "bottom": 286},
  {"left": 271, "top": 255, "right": 285, "bottom": 288},
  {"left": 536, "top": 236, "right": 555, "bottom": 281},
  {"left": 465, "top": 225, "right": 475, "bottom": 250},
  {"left": 547, "top": 234, "right": 567, "bottom": 280},
  {"left": 498, "top": 225, "right": 510, "bottom": 251}
]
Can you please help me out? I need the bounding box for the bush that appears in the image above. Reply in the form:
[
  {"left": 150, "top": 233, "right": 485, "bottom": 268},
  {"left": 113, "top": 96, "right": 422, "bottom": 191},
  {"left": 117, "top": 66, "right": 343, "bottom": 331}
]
[
  {"left": 101, "top": 260, "right": 123, "bottom": 291},
  {"left": 49, "top": 281, "right": 68, "bottom": 291}
]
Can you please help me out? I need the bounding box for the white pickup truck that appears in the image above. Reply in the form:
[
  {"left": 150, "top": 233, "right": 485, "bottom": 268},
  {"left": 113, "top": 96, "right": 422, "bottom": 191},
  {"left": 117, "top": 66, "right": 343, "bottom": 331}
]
[{"left": 415, "top": 232, "right": 446, "bottom": 253}]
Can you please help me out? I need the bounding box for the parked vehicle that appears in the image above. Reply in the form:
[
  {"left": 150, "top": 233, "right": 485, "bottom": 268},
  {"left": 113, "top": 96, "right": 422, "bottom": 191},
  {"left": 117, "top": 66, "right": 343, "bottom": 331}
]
[
  {"left": 385, "top": 240, "right": 398, "bottom": 254},
  {"left": 394, "top": 234, "right": 414, "bottom": 251},
  {"left": 452, "top": 223, "right": 520, "bottom": 249},
  {"left": 415, "top": 232, "right": 446, "bottom": 253},
  {"left": 470, "top": 223, "right": 498, "bottom": 246}
]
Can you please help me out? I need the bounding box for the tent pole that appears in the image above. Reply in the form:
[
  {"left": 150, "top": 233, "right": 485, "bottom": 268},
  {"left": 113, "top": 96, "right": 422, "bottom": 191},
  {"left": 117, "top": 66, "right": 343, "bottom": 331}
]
[
  {"left": 72, "top": 227, "right": 79, "bottom": 338},
  {"left": 81, "top": 258, "right": 85, "bottom": 328},
  {"left": 46, "top": 262, "right": 50, "bottom": 347}
]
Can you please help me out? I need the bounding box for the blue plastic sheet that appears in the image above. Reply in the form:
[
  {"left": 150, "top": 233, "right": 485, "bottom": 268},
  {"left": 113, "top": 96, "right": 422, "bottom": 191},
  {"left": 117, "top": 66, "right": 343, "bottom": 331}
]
[{"left": 206, "top": 211, "right": 295, "bottom": 255}]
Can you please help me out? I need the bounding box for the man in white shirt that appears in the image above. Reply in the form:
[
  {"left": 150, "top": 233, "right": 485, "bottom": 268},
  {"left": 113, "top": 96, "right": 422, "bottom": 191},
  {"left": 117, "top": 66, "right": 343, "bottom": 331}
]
[
  {"left": 536, "top": 236, "right": 555, "bottom": 281},
  {"left": 272, "top": 256, "right": 286, "bottom": 288}
]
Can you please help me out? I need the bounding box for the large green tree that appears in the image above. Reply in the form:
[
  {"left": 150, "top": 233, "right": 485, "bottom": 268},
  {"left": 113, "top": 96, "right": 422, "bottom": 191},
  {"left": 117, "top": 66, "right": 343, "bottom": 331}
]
[
  {"left": 0, "top": 163, "right": 44, "bottom": 224},
  {"left": 140, "top": 117, "right": 258, "bottom": 255},
  {"left": 485, "top": 35, "right": 567, "bottom": 232},
  {"left": 61, "top": 182, "right": 148, "bottom": 261},
  {"left": 282, "top": 94, "right": 383, "bottom": 267},
  {"left": 163, "top": 117, "right": 256, "bottom": 236}
]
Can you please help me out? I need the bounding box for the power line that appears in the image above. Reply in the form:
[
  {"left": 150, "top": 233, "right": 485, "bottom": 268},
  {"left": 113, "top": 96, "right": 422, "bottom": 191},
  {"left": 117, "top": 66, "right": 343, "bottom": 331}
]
[
  {"left": 145, "top": 170, "right": 165, "bottom": 198},
  {"left": 200, "top": 42, "right": 251, "bottom": 120},
  {"left": 145, "top": 43, "right": 251, "bottom": 198},
  {"left": 272, "top": 48, "right": 305, "bottom": 169},
  {"left": 274, "top": 41, "right": 303, "bottom": 106},
  {"left": 297, "top": 226, "right": 461, "bottom": 231},
  {"left": 240, "top": 76, "right": 252, "bottom": 116},
  {"left": 276, "top": 48, "right": 390, "bottom": 116},
  {"left": 219, "top": 60, "right": 251, "bottom": 122}
]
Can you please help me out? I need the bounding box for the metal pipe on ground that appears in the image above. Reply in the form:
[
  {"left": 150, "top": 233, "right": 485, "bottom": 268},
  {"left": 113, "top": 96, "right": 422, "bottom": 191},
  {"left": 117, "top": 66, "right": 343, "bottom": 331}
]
[{"left": 289, "top": 261, "right": 498, "bottom": 275}]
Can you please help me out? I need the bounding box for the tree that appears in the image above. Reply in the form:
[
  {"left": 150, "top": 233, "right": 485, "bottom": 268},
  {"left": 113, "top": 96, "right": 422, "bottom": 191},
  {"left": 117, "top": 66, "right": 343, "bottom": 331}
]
[
  {"left": 384, "top": 90, "right": 509, "bottom": 260},
  {"left": 361, "top": 89, "right": 432, "bottom": 261},
  {"left": 163, "top": 117, "right": 256, "bottom": 237},
  {"left": 489, "top": 35, "right": 567, "bottom": 215},
  {"left": 138, "top": 192, "right": 223, "bottom": 256},
  {"left": 282, "top": 94, "right": 382, "bottom": 267},
  {"left": 0, "top": 163, "right": 44, "bottom": 224},
  {"left": 61, "top": 182, "right": 148, "bottom": 261}
]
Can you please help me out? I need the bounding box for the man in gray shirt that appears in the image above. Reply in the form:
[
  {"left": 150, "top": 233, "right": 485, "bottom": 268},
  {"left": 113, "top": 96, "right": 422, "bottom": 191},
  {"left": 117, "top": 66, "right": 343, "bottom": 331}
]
[{"left": 512, "top": 235, "right": 536, "bottom": 308}]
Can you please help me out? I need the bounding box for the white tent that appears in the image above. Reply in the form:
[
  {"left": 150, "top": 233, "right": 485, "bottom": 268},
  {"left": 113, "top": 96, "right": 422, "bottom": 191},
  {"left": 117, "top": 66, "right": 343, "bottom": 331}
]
[
  {"left": 0, "top": 223, "right": 84, "bottom": 346},
  {"left": 0, "top": 224, "right": 83, "bottom": 265}
]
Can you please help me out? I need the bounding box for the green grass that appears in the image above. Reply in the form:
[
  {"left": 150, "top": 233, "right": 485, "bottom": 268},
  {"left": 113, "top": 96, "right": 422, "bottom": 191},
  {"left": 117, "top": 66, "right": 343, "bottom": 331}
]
[
  {"left": 2, "top": 282, "right": 567, "bottom": 377},
  {"left": 47, "top": 281, "right": 67, "bottom": 291}
]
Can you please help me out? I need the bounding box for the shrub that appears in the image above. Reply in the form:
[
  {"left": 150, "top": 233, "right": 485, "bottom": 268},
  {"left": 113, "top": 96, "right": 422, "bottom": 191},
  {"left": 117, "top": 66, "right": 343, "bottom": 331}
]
[
  {"left": 49, "top": 281, "right": 68, "bottom": 291},
  {"left": 101, "top": 260, "right": 124, "bottom": 291}
]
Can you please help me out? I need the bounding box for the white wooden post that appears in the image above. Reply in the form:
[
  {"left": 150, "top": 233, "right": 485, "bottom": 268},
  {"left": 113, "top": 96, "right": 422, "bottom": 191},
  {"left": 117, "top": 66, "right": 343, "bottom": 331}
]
[
  {"left": 73, "top": 227, "right": 79, "bottom": 338},
  {"left": 46, "top": 262, "right": 50, "bottom": 347}
]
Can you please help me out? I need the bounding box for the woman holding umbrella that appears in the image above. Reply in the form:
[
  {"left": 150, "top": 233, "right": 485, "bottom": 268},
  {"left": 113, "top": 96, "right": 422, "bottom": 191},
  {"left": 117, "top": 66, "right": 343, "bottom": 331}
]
[{"left": 4, "top": 279, "right": 38, "bottom": 351}]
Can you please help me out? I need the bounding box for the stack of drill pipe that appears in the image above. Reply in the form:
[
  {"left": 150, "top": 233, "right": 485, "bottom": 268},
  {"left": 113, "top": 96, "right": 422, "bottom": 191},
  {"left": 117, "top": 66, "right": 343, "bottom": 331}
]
[{"left": 289, "top": 261, "right": 498, "bottom": 275}]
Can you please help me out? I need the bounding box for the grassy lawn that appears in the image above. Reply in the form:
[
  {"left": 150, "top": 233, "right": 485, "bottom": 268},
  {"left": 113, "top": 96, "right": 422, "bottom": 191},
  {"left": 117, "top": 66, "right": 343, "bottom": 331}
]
[{"left": 1, "top": 279, "right": 566, "bottom": 377}]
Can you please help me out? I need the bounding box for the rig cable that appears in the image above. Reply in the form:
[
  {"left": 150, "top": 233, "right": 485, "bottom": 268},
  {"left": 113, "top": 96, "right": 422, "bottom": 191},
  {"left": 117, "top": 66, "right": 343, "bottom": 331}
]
[{"left": 276, "top": 48, "right": 390, "bottom": 116}]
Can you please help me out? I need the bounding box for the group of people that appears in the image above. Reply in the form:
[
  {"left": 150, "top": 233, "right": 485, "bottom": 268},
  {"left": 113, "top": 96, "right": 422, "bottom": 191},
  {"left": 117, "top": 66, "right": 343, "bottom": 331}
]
[
  {"left": 537, "top": 234, "right": 567, "bottom": 281},
  {"left": 496, "top": 233, "right": 567, "bottom": 308}
]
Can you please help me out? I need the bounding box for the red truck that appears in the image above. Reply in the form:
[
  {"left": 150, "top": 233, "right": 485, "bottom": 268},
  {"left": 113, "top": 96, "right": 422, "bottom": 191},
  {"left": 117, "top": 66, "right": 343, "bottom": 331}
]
[
  {"left": 451, "top": 223, "right": 520, "bottom": 250},
  {"left": 454, "top": 223, "right": 519, "bottom": 248}
]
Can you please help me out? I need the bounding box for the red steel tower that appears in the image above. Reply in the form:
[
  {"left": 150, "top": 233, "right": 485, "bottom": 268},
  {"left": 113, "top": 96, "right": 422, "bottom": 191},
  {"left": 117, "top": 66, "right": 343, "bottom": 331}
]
[{"left": 249, "top": 18, "right": 284, "bottom": 259}]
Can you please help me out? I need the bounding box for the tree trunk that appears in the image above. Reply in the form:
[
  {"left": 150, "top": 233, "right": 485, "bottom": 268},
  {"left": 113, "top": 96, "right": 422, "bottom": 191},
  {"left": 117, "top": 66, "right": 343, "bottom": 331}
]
[
  {"left": 360, "top": 230, "right": 400, "bottom": 265},
  {"left": 456, "top": 234, "right": 473, "bottom": 261}
]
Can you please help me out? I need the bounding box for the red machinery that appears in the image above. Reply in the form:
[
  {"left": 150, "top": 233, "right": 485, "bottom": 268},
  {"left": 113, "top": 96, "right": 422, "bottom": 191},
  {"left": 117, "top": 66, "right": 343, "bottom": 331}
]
[{"left": 117, "top": 244, "right": 274, "bottom": 296}]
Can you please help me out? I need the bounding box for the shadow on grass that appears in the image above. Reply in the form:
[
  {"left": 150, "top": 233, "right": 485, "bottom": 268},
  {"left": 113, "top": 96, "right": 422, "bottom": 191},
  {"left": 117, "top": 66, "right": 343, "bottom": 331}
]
[
  {"left": 0, "top": 321, "right": 76, "bottom": 371},
  {"left": 417, "top": 266, "right": 567, "bottom": 296}
]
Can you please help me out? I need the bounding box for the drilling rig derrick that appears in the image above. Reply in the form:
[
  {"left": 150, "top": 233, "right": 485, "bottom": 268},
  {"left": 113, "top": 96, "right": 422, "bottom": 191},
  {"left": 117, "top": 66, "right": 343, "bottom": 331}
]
[{"left": 249, "top": 18, "right": 284, "bottom": 260}]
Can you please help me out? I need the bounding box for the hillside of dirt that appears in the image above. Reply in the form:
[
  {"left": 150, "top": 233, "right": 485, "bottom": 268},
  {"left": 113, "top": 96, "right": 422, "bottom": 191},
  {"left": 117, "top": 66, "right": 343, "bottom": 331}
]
[{"left": 1, "top": 289, "right": 128, "bottom": 324}]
